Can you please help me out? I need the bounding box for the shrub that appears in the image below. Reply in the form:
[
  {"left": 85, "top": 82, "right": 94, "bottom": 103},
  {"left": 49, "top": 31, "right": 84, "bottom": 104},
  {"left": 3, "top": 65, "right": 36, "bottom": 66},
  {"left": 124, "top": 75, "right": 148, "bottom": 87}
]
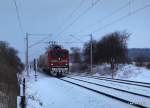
[{"left": 146, "top": 63, "right": 150, "bottom": 69}]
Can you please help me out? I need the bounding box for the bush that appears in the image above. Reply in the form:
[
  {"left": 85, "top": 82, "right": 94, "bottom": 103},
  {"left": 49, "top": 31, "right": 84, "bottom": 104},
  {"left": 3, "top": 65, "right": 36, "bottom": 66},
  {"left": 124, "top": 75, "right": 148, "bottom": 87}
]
[
  {"left": 146, "top": 63, "right": 150, "bottom": 69},
  {"left": 79, "top": 64, "right": 88, "bottom": 71},
  {"left": 134, "top": 55, "right": 146, "bottom": 67},
  {"left": 70, "top": 63, "right": 88, "bottom": 72}
]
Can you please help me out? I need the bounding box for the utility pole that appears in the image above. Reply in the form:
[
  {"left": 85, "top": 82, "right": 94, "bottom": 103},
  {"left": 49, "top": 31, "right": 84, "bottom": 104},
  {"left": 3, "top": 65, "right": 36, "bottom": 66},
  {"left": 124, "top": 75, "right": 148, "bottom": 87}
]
[
  {"left": 21, "top": 78, "right": 26, "bottom": 108},
  {"left": 25, "top": 33, "right": 52, "bottom": 76},
  {"left": 90, "top": 33, "right": 93, "bottom": 73},
  {"left": 26, "top": 33, "right": 29, "bottom": 76}
]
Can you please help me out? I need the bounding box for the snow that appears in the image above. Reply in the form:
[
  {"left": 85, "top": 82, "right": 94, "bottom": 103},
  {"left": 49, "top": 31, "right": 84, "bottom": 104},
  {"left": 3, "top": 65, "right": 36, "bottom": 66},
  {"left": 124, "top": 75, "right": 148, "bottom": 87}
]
[
  {"left": 71, "top": 76, "right": 150, "bottom": 97},
  {"left": 63, "top": 77, "right": 150, "bottom": 107},
  {"left": 25, "top": 70, "right": 137, "bottom": 108},
  {"left": 20, "top": 64, "right": 150, "bottom": 108},
  {"left": 93, "top": 64, "right": 150, "bottom": 83}
]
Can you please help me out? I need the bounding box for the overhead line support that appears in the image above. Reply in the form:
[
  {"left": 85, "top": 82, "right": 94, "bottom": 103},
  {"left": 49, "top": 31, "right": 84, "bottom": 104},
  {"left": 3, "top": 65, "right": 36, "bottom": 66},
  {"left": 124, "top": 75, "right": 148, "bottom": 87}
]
[
  {"left": 90, "top": 33, "right": 93, "bottom": 73},
  {"left": 25, "top": 33, "right": 29, "bottom": 76}
]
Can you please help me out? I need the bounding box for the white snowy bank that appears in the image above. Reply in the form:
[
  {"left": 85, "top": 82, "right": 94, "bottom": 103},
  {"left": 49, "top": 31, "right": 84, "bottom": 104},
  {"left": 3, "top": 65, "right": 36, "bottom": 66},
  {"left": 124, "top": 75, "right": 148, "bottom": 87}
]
[{"left": 94, "top": 64, "right": 150, "bottom": 83}]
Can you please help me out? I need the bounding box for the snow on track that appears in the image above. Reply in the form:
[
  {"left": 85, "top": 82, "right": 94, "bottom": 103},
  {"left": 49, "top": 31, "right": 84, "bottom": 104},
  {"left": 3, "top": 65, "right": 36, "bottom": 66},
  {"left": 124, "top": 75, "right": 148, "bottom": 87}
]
[
  {"left": 26, "top": 71, "right": 138, "bottom": 108},
  {"left": 71, "top": 76, "right": 150, "bottom": 97},
  {"left": 63, "top": 77, "right": 150, "bottom": 107},
  {"left": 90, "top": 76, "right": 150, "bottom": 87}
]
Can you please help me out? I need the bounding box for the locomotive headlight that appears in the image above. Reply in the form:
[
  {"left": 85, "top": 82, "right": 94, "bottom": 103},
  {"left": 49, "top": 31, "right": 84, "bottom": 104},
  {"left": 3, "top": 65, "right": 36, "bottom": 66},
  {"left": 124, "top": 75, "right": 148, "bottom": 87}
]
[{"left": 51, "top": 63, "right": 53, "bottom": 65}]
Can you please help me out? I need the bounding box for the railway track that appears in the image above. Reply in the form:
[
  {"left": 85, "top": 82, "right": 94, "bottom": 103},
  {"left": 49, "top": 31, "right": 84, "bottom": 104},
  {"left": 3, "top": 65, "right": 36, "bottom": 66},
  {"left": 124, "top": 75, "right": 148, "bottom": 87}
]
[
  {"left": 73, "top": 75, "right": 150, "bottom": 88},
  {"left": 91, "top": 76, "right": 150, "bottom": 85},
  {"left": 68, "top": 76, "right": 150, "bottom": 98},
  {"left": 60, "top": 77, "right": 150, "bottom": 108},
  {"left": 71, "top": 76, "right": 150, "bottom": 97}
]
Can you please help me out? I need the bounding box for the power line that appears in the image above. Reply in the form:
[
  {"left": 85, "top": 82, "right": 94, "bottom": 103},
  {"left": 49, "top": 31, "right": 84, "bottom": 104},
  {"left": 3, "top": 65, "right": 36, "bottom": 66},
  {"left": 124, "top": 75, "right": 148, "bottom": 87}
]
[
  {"left": 13, "top": 0, "right": 26, "bottom": 66},
  {"left": 57, "top": 41, "right": 85, "bottom": 44},
  {"left": 92, "top": 2, "right": 150, "bottom": 33},
  {"left": 53, "top": 0, "right": 85, "bottom": 42},
  {"left": 28, "top": 33, "right": 52, "bottom": 36},
  {"left": 69, "top": 2, "right": 150, "bottom": 42},
  {"left": 69, "top": 0, "right": 85, "bottom": 18},
  {"left": 44, "top": 41, "right": 85, "bottom": 44},
  {"left": 57, "top": 0, "right": 85, "bottom": 31},
  {"left": 74, "top": 1, "right": 131, "bottom": 35},
  {"left": 28, "top": 34, "right": 52, "bottom": 48},
  {"left": 26, "top": 0, "right": 85, "bottom": 45},
  {"left": 29, "top": 48, "right": 45, "bottom": 58},
  {"left": 69, "top": 34, "right": 85, "bottom": 42},
  {"left": 13, "top": 0, "right": 24, "bottom": 35},
  {"left": 56, "top": 0, "right": 102, "bottom": 36}
]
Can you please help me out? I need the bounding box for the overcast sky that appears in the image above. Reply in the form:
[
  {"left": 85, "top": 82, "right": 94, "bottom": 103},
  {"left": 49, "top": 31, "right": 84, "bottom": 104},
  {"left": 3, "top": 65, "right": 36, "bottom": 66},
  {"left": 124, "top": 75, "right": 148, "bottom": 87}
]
[{"left": 0, "top": 0, "right": 150, "bottom": 62}]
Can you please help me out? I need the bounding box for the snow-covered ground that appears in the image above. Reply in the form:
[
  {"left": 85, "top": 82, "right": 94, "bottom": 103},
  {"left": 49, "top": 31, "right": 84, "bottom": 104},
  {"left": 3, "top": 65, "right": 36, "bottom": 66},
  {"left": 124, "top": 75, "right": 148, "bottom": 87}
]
[
  {"left": 70, "top": 76, "right": 150, "bottom": 97},
  {"left": 64, "top": 77, "right": 150, "bottom": 107},
  {"left": 93, "top": 64, "right": 150, "bottom": 83},
  {"left": 64, "top": 76, "right": 150, "bottom": 107},
  {"left": 24, "top": 70, "right": 138, "bottom": 108},
  {"left": 21, "top": 64, "right": 150, "bottom": 108}
]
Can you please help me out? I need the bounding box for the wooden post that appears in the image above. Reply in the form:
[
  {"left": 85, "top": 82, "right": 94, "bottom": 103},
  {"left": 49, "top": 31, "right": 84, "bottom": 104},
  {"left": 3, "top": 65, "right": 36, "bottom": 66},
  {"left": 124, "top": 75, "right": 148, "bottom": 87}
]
[
  {"left": 21, "top": 78, "right": 26, "bottom": 108},
  {"left": 34, "top": 58, "right": 37, "bottom": 81}
]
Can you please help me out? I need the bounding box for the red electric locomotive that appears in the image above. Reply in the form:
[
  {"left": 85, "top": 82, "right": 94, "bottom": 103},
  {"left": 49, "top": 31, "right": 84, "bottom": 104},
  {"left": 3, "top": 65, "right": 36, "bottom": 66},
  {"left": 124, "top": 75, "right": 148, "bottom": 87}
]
[
  {"left": 38, "top": 45, "right": 69, "bottom": 77},
  {"left": 48, "top": 49, "right": 69, "bottom": 76}
]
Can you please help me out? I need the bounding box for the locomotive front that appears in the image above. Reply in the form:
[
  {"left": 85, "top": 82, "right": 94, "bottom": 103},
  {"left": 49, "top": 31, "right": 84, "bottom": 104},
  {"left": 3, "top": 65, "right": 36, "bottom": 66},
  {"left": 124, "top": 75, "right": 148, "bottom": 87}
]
[{"left": 48, "top": 49, "right": 69, "bottom": 76}]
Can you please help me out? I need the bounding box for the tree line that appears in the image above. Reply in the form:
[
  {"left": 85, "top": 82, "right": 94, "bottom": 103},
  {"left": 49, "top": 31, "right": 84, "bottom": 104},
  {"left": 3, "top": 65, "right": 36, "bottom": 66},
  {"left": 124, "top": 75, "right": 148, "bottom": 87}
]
[
  {"left": 70, "top": 31, "right": 130, "bottom": 71},
  {"left": 0, "top": 41, "right": 24, "bottom": 104}
]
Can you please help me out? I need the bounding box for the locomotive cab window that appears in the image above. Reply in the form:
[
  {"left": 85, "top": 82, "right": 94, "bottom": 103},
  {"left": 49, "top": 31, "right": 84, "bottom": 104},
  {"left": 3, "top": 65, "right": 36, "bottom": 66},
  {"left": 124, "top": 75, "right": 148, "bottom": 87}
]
[{"left": 49, "top": 51, "right": 68, "bottom": 58}]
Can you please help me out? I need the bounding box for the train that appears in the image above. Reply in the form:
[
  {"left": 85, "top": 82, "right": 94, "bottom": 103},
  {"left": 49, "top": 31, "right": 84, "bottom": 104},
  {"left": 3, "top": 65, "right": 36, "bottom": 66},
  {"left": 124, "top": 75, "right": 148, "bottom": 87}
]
[{"left": 38, "top": 45, "right": 69, "bottom": 77}]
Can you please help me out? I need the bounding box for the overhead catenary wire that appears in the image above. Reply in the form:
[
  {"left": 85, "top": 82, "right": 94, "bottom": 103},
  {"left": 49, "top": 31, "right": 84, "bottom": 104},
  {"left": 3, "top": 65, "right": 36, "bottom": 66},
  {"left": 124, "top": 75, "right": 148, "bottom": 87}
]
[
  {"left": 29, "top": 48, "right": 45, "bottom": 58},
  {"left": 56, "top": 41, "right": 85, "bottom": 44},
  {"left": 69, "top": 0, "right": 85, "bottom": 18},
  {"left": 56, "top": 0, "right": 102, "bottom": 37},
  {"left": 13, "top": 0, "right": 27, "bottom": 67},
  {"left": 56, "top": 0, "right": 85, "bottom": 31},
  {"left": 92, "top": 2, "right": 150, "bottom": 33},
  {"left": 44, "top": 41, "right": 86, "bottom": 44},
  {"left": 97, "top": 1, "right": 130, "bottom": 23},
  {"left": 29, "top": 0, "right": 85, "bottom": 48},
  {"left": 74, "top": 1, "right": 131, "bottom": 35},
  {"left": 28, "top": 34, "right": 52, "bottom": 48},
  {"left": 69, "top": 34, "right": 85, "bottom": 42},
  {"left": 68, "top": 1, "right": 150, "bottom": 44},
  {"left": 13, "top": 0, "right": 24, "bottom": 35},
  {"left": 28, "top": 33, "right": 52, "bottom": 36}
]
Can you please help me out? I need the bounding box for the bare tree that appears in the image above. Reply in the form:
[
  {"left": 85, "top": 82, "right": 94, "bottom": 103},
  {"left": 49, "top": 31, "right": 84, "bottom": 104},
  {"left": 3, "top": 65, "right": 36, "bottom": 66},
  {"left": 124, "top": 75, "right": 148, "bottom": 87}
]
[
  {"left": 97, "top": 31, "right": 129, "bottom": 70},
  {"left": 135, "top": 55, "right": 146, "bottom": 66},
  {"left": 83, "top": 31, "right": 129, "bottom": 71},
  {"left": 70, "top": 47, "right": 81, "bottom": 63},
  {"left": 0, "top": 41, "right": 24, "bottom": 107},
  {"left": 83, "top": 40, "right": 98, "bottom": 64}
]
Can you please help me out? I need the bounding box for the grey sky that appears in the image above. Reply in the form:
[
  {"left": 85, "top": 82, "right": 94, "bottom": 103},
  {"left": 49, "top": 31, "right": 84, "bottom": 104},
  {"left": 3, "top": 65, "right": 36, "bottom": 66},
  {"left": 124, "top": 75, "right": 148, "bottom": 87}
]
[{"left": 0, "top": 0, "right": 150, "bottom": 62}]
